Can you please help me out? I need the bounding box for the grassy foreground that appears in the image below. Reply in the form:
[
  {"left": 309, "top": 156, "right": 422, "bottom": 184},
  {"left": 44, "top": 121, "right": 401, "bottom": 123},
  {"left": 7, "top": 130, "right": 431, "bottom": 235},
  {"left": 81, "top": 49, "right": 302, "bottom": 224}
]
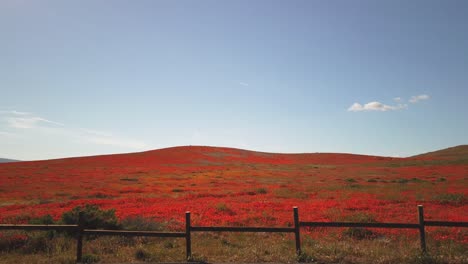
[{"left": 0, "top": 231, "right": 466, "bottom": 264}]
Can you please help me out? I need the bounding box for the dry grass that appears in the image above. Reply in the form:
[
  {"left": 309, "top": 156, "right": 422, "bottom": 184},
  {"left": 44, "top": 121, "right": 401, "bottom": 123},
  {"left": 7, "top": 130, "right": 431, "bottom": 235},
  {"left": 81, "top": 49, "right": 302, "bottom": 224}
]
[{"left": 0, "top": 231, "right": 466, "bottom": 264}]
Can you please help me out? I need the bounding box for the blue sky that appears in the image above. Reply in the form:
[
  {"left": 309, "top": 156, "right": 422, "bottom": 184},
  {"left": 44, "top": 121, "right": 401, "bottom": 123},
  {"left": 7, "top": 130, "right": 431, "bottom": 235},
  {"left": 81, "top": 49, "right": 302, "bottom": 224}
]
[{"left": 1, "top": 0, "right": 467, "bottom": 160}]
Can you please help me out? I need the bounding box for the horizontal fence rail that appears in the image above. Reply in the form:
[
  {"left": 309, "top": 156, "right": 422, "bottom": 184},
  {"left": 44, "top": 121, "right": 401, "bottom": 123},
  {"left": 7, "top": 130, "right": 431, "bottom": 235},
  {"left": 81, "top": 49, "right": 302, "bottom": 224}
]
[
  {"left": 0, "top": 224, "right": 77, "bottom": 231},
  {"left": 83, "top": 229, "right": 186, "bottom": 237},
  {"left": 300, "top": 222, "right": 420, "bottom": 228},
  {"left": 191, "top": 226, "right": 295, "bottom": 233},
  {"left": 0, "top": 205, "right": 466, "bottom": 263}
]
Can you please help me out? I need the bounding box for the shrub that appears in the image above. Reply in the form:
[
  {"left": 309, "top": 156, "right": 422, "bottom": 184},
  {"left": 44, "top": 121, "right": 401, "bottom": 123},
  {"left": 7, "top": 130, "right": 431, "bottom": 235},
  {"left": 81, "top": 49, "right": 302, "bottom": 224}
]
[
  {"left": 29, "top": 214, "right": 55, "bottom": 225},
  {"left": 0, "top": 233, "right": 28, "bottom": 251},
  {"left": 29, "top": 214, "right": 57, "bottom": 240},
  {"left": 256, "top": 188, "right": 268, "bottom": 194},
  {"left": 1, "top": 216, "right": 60, "bottom": 253},
  {"left": 61, "top": 204, "right": 119, "bottom": 230},
  {"left": 21, "top": 233, "right": 50, "bottom": 253}
]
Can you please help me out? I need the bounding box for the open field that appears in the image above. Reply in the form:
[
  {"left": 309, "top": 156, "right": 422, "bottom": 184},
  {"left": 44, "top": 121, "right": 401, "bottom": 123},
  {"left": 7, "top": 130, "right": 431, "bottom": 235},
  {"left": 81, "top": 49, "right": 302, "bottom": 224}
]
[{"left": 0, "top": 145, "right": 466, "bottom": 263}]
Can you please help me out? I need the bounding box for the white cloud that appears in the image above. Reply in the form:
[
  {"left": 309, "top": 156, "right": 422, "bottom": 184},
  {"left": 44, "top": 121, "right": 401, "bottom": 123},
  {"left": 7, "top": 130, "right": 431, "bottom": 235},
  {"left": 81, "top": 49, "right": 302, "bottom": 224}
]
[
  {"left": 394, "top": 97, "right": 402, "bottom": 102},
  {"left": 6, "top": 116, "right": 64, "bottom": 129},
  {"left": 0, "top": 111, "right": 64, "bottom": 129},
  {"left": 348, "top": 101, "right": 407, "bottom": 112},
  {"left": 409, "top": 94, "right": 430, "bottom": 103},
  {"left": 239, "top": 82, "right": 249, "bottom": 86},
  {"left": 0, "top": 110, "right": 31, "bottom": 116}
]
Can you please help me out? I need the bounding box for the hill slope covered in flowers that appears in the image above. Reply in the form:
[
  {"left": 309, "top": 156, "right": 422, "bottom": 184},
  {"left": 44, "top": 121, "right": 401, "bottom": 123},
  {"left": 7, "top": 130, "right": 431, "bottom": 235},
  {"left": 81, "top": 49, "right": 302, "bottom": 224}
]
[{"left": 0, "top": 146, "right": 466, "bottom": 242}]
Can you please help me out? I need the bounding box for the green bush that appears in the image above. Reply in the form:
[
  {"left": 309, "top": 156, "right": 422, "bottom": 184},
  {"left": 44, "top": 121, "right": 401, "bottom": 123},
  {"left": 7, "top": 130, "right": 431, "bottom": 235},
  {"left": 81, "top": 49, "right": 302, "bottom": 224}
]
[
  {"left": 29, "top": 215, "right": 56, "bottom": 239},
  {"left": 61, "top": 204, "right": 119, "bottom": 230},
  {"left": 29, "top": 214, "right": 55, "bottom": 225}
]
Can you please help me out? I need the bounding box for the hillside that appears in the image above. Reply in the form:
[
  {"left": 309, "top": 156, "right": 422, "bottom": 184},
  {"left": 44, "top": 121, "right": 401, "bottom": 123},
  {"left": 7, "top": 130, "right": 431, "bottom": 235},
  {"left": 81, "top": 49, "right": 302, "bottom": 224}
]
[
  {"left": 412, "top": 145, "right": 468, "bottom": 160},
  {"left": 0, "top": 145, "right": 466, "bottom": 236},
  {"left": 0, "top": 158, "right": 19, "bottom": 163},
  {"left": 0, "top": 145, "right": 395, "bottom": 167},
  {"left": 0, "top": 144, "right": 467, "bottom": 264}
]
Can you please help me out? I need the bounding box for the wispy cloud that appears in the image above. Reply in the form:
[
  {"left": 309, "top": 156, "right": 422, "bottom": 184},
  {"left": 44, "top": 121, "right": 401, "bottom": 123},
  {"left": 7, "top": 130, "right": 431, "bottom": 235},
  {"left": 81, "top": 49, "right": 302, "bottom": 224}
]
[
  {"left": 409, "top": 94, "right": 430, "bottom": 103},
  {"left": 0, "top": 110, "right": 63, "bottom": 129},
  {"left": 7, "top": 116, "right": 64, "bottom": 129},
  {"left": 0, "top": 110, "right": 31, "bottom": 116},
  {"left": 0, "top": 110, "right": 147, "bottom": 150},
  {"left": 239, "top": 82, "right": 249, "bottom": 86},
  {"left": 349, "top": 94, "right": 430, "bottom": 112},
  {"left": 0, "top": 111, "right": 60, "bottom": 129},
  {"left": 348, "top": 101, "right": 407, "bottom": 112}
]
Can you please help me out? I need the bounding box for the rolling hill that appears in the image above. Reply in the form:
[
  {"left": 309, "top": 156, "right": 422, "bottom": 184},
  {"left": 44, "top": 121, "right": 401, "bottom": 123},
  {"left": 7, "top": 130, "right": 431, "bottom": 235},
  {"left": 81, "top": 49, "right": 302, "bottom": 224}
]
[
  {"left": 412, "top": 145, "right": 468, "bottom": 160},
  {"left": 0, "top": 145, "right": 466, "bottom": 243},
  {"left": 0, "top": 158, "right": 19, "bottom": 163}
]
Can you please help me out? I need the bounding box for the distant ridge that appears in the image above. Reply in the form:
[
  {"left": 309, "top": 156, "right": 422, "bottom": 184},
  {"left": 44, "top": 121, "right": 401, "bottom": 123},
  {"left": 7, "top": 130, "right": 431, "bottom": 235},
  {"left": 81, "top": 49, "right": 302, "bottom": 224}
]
[
  {"left": 412, "top": 145, "right": 468, "bottom": 160},
  {"left": 0, "top": 158, "right": 20, "bottom": 163},
  {"left": 0, "top": 145, "right": 466, "bottom": 165},
  {"left": 0, "top": 146, "right": 397, "bottom": 166}
]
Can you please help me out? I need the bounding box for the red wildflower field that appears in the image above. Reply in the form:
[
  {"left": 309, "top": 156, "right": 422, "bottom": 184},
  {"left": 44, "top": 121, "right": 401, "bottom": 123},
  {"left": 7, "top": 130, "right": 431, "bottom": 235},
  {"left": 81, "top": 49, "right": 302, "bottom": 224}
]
[{"left": 0, "top": 145, "right": 467, "bottom": 243}]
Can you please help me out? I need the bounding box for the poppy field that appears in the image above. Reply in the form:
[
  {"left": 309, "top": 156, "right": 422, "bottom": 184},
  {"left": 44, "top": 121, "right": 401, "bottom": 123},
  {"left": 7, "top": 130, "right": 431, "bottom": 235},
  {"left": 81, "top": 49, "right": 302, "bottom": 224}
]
[{"left": 0, "top": 145, "right": 467, "bottom": 263}]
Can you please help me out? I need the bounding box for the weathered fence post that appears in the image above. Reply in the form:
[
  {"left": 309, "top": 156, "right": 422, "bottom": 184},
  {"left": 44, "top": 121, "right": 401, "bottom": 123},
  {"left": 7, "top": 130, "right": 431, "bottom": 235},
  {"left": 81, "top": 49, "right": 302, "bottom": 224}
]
[
  {"left": 293, "top": 206, "right": 301, "bottom": 255},
  {"left": 418, "top": 205, "right": 427, "bottom": 253},
  {"left": 76, "top": 211, "right": 84, "bottom": 263},
  {"left": 186, "top": 211, "right": 192, "bottom": 261}
]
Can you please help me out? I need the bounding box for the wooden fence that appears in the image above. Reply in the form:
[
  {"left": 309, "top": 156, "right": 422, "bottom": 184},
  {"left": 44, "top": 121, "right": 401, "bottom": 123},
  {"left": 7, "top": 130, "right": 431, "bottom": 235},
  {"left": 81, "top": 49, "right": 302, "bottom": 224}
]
[{"left": 1, "top": 205, "right": 467, "bottom": 263}]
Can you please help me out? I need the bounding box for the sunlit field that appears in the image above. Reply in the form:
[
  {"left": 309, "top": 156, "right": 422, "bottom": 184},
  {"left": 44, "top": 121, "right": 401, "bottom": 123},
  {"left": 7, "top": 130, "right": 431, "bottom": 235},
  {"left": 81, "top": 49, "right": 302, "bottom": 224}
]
[{"left": 0, "top": 146, "right": 466, "bottom": 263}]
